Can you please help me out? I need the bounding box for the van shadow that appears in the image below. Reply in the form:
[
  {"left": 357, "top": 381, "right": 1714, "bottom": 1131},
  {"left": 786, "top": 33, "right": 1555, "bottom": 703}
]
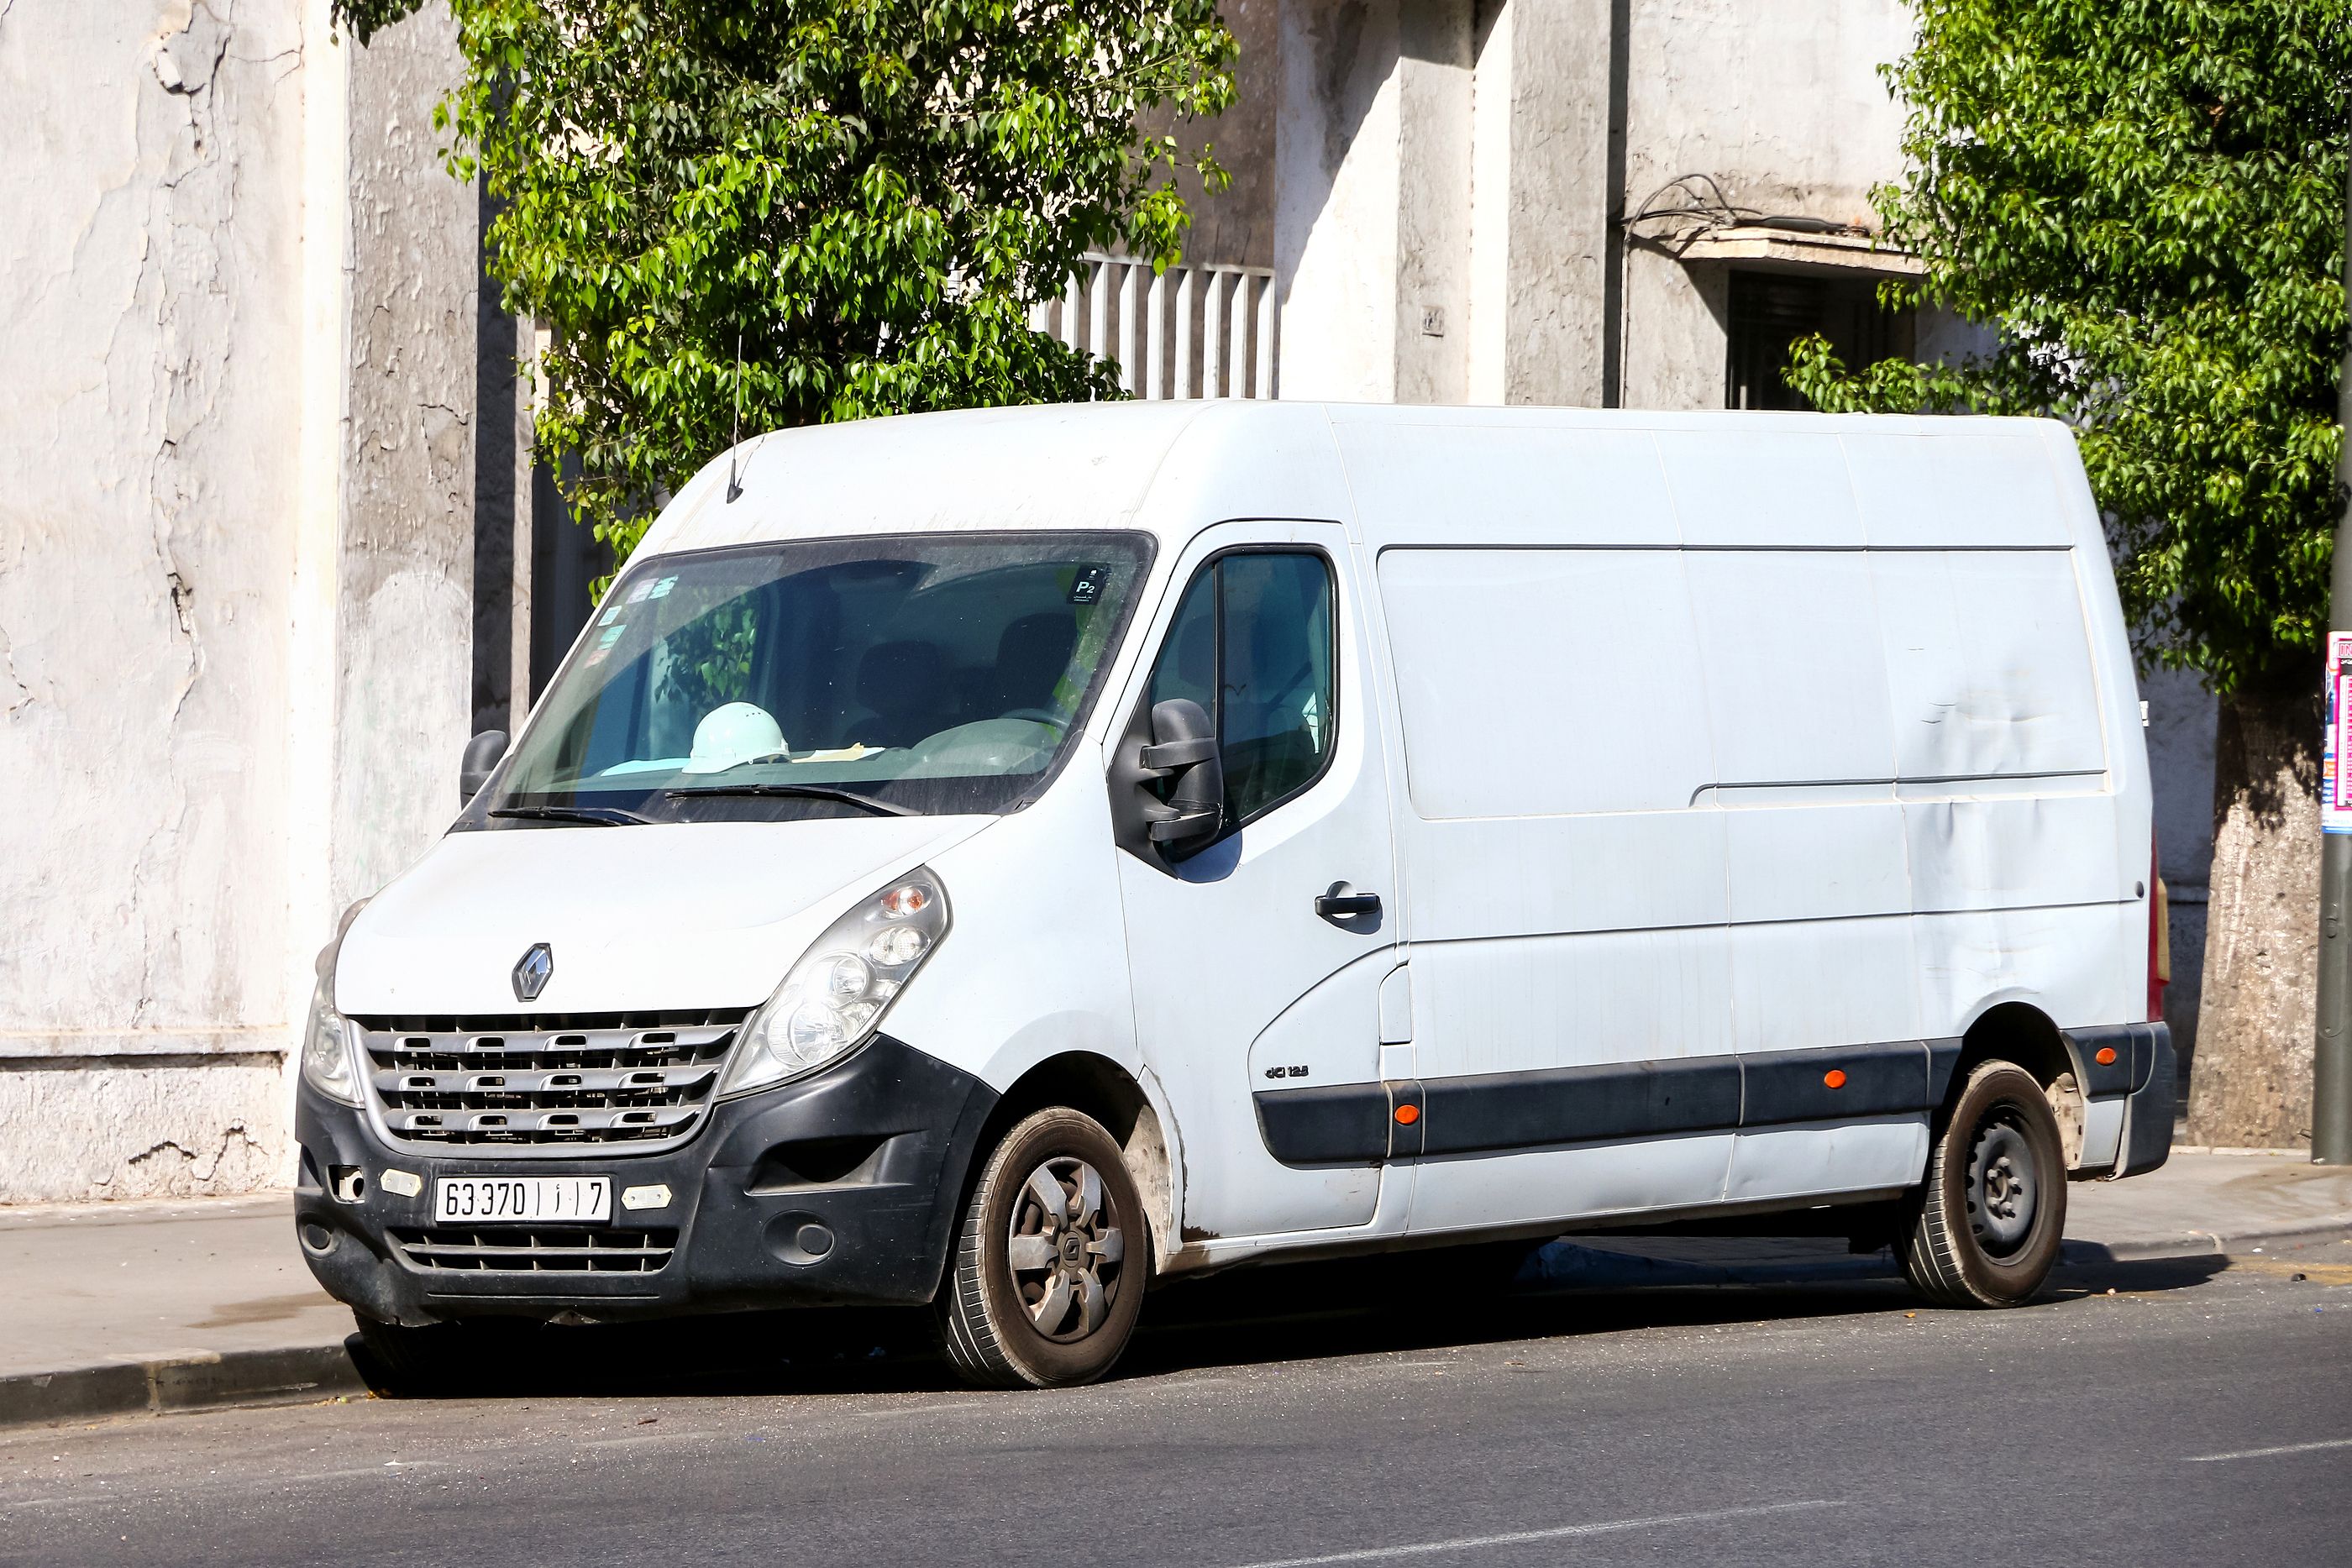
[
  {"left": 350, "top": 1240, "right": 2224, "bottom": 1403},
  {"left": 1117, "top": 1240, "right": 2227, "bottom": 1379}
]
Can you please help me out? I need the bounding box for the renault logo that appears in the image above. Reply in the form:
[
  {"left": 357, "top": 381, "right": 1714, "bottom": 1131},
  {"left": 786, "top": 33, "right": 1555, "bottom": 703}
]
[{"left": 512, "top": 942, "right": 554, "bottom": 1003}]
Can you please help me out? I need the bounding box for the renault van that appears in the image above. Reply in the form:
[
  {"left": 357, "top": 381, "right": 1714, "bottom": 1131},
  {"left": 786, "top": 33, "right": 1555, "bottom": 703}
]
[{"left": 295, "top": 401, "right": 2174, "bottom": 1388}]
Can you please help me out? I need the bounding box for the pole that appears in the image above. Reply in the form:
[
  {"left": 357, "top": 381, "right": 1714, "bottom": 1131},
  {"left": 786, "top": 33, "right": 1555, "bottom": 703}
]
[{"left": 2314, "top": 122, "right": 2352, "bottom": 1166}]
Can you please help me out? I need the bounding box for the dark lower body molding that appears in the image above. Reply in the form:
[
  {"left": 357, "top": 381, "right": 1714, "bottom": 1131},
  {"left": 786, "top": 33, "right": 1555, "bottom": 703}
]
[
  {"left": 1253, "top": 1025, "right": 2165, "bottom": 1169},
  {"left": 1256, "top": 1039, "right": 1943, "bottom": 1167}
]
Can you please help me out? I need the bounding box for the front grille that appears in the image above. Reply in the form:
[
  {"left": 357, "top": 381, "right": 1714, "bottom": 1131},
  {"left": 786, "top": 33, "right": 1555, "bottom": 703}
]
[
  {"left": 353, "top": 1009, "right": 748, "bottom": 1154},
  {"left": 391, "top": 1226, "right": 678, "bottom": 1274}
]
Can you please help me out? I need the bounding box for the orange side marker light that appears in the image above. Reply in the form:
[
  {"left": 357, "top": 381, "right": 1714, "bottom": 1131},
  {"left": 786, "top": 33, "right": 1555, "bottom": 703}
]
[
  {"left": 1823, "top": 1069, "right": 1847, "bottom": 1089},
  {"left": 1394, "top": 1104, "right": 1420, "bottom": 1125},
  {"left": 2095, "top": 1046, "right": 2118, "bottom": 1066}
]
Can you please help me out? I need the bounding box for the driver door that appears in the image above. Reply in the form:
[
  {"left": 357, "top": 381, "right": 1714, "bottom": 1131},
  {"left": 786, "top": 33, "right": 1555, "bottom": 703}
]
[{"left": 1110, "top": 522, "right": 1404, "bottom": 1244}]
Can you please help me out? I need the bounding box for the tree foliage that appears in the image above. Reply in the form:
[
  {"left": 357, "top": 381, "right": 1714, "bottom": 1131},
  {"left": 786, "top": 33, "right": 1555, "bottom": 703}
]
[
  {"left": 1787, "top": 0, "right": 2349, "bottom": 695},
  {"left": 333, "top": 0, "right": 1236, "bottom": 563}
]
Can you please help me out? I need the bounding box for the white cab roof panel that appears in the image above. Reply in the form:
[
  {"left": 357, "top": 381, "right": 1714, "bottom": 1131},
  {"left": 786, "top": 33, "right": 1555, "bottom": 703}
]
[{"left": 636, "top": 400, "right": 2096, "bottom": 559}]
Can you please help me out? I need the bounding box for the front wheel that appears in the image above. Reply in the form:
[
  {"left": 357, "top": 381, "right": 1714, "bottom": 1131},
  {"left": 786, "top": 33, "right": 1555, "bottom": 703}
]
[
  {"left": 350, "top": 1314, "right": 519, "bottom": 1398},
  {"left": 1902, "top": 1061, "right": 2068, "bottom": 1308},
  {"left": 935, "top": 1108, "right": 1148, "bottom": 1388}
]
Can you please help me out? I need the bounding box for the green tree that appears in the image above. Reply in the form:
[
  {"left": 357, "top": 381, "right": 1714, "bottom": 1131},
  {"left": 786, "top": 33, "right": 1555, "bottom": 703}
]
[
  {"left": 333, "top": 0, "right": 1236, "bottom": 563},
  {"left": 1786, "top": 0, "right": 2349, "bottom": 1149}
]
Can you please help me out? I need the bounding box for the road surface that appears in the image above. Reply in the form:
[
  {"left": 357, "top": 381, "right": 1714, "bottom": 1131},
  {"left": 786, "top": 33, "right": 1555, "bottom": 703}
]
[{"left": 6, "top": 1238, "right": 2349, "bottom": 1567}]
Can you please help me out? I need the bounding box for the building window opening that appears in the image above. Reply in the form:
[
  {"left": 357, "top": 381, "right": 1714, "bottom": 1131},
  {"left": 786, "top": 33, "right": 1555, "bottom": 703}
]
[{"left": 1724, "top": 270, "right": 1914, "bottom": 411}]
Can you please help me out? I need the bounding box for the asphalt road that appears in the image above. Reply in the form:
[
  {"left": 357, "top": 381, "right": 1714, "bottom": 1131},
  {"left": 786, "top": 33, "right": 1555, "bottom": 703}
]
[{"left": 6, "top": 1238, "right": 2351, "bottom": 1568}]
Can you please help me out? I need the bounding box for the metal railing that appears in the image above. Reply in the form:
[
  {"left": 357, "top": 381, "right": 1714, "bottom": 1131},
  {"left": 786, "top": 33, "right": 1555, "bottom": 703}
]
[{"left": 1029, "top": 254, "right": 1278, "bottom": 401}]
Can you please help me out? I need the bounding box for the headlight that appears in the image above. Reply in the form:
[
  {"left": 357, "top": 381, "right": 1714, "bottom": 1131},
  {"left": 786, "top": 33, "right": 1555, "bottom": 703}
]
[
  {"left": 300, "top": 973, "right": 361, "bottom": 1106},
  {"left": 301, "top": 900, "right": 369, "bottom": 1107},
  {"left": 720, "top": 869, "right": 951, "bottom": 1097}
]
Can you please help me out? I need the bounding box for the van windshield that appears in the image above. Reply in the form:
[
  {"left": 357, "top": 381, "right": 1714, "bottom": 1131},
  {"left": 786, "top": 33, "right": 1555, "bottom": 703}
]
[{"left": 478, "top": 532, "right": 1155, "bottom": 825}]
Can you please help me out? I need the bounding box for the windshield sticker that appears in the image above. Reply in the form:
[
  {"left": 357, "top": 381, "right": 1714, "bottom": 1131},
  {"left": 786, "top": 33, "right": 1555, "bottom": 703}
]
[
  {"left": 1068, "top": 564, "right": 1108, "bottom": 606},
  {"left": 624, "top": 579, "right": 654, "bottom": 605},
  {"left": 649, "top": 575, "right": 678, "bottom": 600},
  {"left": 598, "top": 603, "right": 624, "bottom": 626},
  {"left": 579, "top": 626, "right": 626, "bottom": 669}
]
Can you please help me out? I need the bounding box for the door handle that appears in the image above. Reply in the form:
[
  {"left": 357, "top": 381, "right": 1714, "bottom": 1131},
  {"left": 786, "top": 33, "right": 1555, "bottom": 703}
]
[{"left": 1315, "top": 885, "right": 1383, "bottom": 923}]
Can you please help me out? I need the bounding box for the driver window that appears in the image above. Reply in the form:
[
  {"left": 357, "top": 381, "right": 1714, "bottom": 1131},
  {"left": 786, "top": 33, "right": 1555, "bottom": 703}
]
[{"left": 1146, "top": 551, "right": 1337, "bottom": 827}]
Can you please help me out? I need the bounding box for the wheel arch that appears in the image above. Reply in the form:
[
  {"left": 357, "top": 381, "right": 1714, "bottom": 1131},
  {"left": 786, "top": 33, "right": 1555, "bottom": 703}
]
[
  {"left": 1946, "top": 1001, "right": 2087, "bottom": 1167},
  {"left": 976, "top": 1051, "right": 1177, "bottom": 1276}
]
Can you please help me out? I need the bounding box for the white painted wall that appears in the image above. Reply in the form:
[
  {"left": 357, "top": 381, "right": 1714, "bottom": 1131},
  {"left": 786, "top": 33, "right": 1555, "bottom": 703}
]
[
  {"left": 0, "top": 0, "right": 487, "bottom": 1204},
  {"left": 0, "top": 0, "right": 312, "bottom": 1199},
  {"left": 1276, "top": 0, "right": 1410, "bottom": 401}
]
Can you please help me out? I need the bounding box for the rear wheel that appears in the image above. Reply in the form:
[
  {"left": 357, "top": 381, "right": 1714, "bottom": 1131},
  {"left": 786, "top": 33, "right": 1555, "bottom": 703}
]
[
  {"left": 1903, "top": 1061, "right": 2068, "bottom": 1308},
  {"left": 935, "top": 1108, "right": 1148, "bottom": 1388}
]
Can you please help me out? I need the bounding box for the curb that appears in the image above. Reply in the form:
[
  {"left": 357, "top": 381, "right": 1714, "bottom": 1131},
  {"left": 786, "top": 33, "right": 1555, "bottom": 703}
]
[
  {"left": 0, "top": 1343, "right": 365, "bottom": 1431},
  {"left": 2061, "top": 1212, "right": 2352, "bottom": 1266}
]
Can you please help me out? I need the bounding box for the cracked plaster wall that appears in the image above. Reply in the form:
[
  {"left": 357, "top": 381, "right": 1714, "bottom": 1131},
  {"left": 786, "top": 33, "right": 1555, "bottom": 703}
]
[
  {"left": 0, "top": 1, "right": 482, "bottom": 1204},
  {"left": 0, "top": 1057, "right": 285, "bottom": 1200},
  {"left": 0, "top": 0, "right": 307, "bottom": 1201},
  {"left": 330, "top": 3, "right": 476, "bottom": 916}
]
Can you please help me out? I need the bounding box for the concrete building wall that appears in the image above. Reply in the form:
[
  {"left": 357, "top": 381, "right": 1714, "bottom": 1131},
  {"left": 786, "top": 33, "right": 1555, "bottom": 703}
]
[
  {"left": 0, "top": 0, "right": 501, "bottom": 1204},
  {"left": 1617, "top": 0, "right": 1913, "bottom": 409},
  {"left": 0, "top": 0, "right": 312, "bottom": 1201},
  {"left": 1274, "top": 0, "right": 1410, "bottom": 401},
  {"left": 330, "top": 4, "right": 480, "bottom": 918},
  {"left": 1466, "top": 0, "right": 1616, "bottom": 408},
  {"left": 1162, "top": 0, "right": 1282, "bottom": 271}
]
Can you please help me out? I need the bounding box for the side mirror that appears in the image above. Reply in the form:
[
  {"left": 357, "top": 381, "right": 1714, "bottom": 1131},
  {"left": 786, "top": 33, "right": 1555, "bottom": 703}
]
[
  {"left": 1109, "top": 698, "right": 1223, "bottom": 863},
  {"left": 459, "top": 729, "right": 508, "bottom": 807}
]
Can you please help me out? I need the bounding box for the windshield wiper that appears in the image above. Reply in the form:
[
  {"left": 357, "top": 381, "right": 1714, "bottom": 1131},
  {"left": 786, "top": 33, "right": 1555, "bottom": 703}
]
[
  {"left": 664, "top": 783, "right": 916, "bottom": 818},
  {"left": 489, "top": 805, "right": 656, "bottom": 827}
]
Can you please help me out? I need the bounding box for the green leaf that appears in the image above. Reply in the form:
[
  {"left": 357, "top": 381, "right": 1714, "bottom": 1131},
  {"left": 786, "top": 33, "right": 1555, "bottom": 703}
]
[
  {"left": 357, "top": 0, "right": 1235, "bottom": 593},
  {"left": 1786, "top": 0, "right": 2349, "bottom": 695}
]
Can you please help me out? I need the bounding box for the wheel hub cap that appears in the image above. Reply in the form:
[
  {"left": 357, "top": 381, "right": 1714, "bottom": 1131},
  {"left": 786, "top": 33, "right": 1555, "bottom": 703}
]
[
  {"left": 1005, "top": 1156, "right": 1126, "bottom": 1343},
  {"left": 1966, "top": 1116, "right": 2038, "bottom": 1256}
]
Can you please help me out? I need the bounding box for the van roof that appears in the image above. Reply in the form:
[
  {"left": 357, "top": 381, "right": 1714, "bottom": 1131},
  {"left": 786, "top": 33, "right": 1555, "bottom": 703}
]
[{"left": 636, "top": 401, "right": 2090, "bottom": 559}]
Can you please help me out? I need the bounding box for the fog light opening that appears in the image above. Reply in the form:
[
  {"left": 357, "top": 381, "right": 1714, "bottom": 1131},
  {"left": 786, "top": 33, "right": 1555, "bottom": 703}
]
[{"left": 764, "top": 1211, "right": 837, "bottom": 1266}]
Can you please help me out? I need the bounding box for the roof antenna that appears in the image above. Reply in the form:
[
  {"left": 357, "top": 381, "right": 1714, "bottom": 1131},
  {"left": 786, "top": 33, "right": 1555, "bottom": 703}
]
[{"left": 724, "top": 328, "right": 745, "bottom": 504}]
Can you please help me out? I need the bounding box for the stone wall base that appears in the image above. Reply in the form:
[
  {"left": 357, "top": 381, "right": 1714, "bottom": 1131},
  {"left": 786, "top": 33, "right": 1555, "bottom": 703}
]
[{"left": 0, "top": 1057, "right": 289, "bottom": 1205}]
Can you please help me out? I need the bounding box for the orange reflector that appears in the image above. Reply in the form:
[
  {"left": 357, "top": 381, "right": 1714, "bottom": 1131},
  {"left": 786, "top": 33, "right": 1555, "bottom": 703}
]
[
  {"left": 1824, "top": 1069, "right": 1847, "bottom": 1089},
  {"left": 2095, "top": 1046, "right": 2118, "bottom": 1066},
  {"left": 1394, "top": 1104, "right": 1420, "bottom": 1125}
]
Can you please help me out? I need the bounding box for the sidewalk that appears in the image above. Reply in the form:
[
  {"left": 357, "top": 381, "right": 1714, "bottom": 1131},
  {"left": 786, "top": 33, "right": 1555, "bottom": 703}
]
[
  {"left": 0, "top": 1194, "right": 363, "bottom": 1427},
  {"left": 3, "top": 1151, "right": 2348, "bottom": 1429}
]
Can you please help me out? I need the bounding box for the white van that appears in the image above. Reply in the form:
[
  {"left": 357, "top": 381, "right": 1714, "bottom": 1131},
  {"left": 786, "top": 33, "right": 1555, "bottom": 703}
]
[{"left": 295, "top": 401, "right": 2174, "bottom": 1389}]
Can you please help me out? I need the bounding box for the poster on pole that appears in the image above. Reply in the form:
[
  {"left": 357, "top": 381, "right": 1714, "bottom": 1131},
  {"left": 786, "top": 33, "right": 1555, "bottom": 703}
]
[{"left": 2327, "top": 631, "right": 2352, "bottom": 835}]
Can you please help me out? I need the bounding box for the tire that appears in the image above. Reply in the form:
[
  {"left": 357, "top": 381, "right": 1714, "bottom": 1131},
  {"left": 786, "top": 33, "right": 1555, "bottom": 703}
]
[
  {"left": 1902, "top": 1061, "right": 2068, "bottom": 1308},
  {"left": 350, "top": 1314, "right": 517, "bottom": 1398},
  {"left": 935, "top": 1108, "right": 1149, "bottom": 1388}
]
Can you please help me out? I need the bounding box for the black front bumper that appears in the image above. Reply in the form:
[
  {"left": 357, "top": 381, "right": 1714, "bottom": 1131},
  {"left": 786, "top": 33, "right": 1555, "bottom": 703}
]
[{"left": 294, "top": 1036, "right": 998, "bottom": 1326}]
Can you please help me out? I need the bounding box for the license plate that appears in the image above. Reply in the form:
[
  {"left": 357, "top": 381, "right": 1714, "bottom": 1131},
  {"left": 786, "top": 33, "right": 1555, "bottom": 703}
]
[{"left": 433, "top": 1177, "right": 611, "bottom": 1225}]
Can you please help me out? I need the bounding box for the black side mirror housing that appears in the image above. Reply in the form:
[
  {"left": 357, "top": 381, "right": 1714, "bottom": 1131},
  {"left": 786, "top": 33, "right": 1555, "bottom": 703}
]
[
  {"left": 459, "top": 729, "right": 508, "bottom": 807},
  {"left": 1109, "top": 699, "right": 1225, "bottom": 864}
]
